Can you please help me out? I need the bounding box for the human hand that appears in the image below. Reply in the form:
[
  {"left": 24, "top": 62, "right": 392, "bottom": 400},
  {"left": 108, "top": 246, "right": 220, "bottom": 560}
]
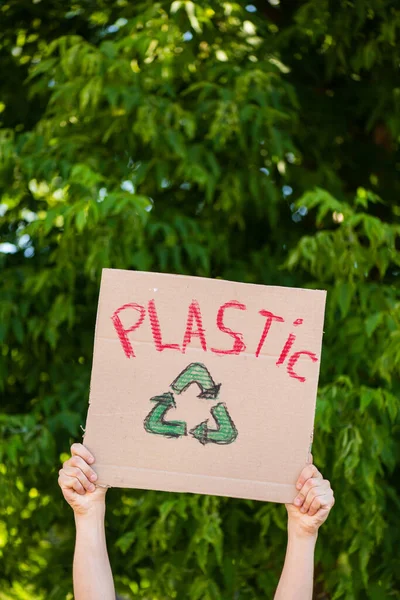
[
  {"left": 285, "top": 460, "right": 335, "bottom": 538},
  {"left": 58, "top": 443, "right": 107, "bottom": 516}
]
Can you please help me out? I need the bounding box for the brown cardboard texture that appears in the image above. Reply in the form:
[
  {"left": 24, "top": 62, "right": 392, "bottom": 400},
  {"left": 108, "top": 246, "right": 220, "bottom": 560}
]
[{"left": 83, "top": 268, "right": 326, "bottom": 503}]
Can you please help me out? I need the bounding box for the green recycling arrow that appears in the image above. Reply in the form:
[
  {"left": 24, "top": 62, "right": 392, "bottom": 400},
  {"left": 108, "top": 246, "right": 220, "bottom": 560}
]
[
  {"left": 143, "top": 392, "right": 187, "bottom": 438},
  {"left": 189, "top": 402, "right": 238, "bottom": 445},
  {"left": 171, "top": 362, "right": 221, "bottom": 399}
]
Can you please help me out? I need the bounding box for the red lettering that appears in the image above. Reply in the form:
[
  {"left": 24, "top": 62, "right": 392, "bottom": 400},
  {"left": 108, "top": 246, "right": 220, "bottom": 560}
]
[
  {"left": 287, "top": 351, "right": 318, "bottom": 383},
  {"left": 211, "top": 301, "right": 247, "bottom": 355},
  {"left": 148, "top": 299, "right": 181, "bottom": 352},
  {"left": 276, "top": 318, "right": 303, "bottom": 365},
  {"left": 111, "top": 303, "right": 146, "bottom": 358},
  {"left": 276, "top": 333, "right": 296, "bottom": 365},
  {"left": 255, "top": 310, "right": 284, "bottom": 358},
  {"left": 182, "top": 300, "right": 207, "bottom": 353}
]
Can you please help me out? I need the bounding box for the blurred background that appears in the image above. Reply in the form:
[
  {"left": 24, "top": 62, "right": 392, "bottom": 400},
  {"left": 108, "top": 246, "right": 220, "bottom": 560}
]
[{"left": 0, "top": 1, "right": 399, "bottom": 598}]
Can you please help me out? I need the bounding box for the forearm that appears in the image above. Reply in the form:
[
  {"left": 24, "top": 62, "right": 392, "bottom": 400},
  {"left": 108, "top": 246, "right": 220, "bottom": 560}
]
[
  {"left": 73, "top": 506, "right": 115, "bottom": 600},
  {"left": 274, "top": 528, "right": 317, "bottom": 600}
]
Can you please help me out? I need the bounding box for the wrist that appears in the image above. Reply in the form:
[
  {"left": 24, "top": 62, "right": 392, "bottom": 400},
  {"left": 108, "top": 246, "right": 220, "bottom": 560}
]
[
  {"left": 74, "top": 503, "right": 108, "bottom": 556},
  {"left": 74, "top": 503, "right": 105, "bottom": 525},
  {"left": 288, "top": 523, "right": 318, "bottom": 543}
]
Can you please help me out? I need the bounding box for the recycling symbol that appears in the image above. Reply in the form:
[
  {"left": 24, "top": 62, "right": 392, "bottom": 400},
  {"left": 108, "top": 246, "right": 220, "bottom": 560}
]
[{"left": 143, "top": 363, "right": 238, "bottom": 445}]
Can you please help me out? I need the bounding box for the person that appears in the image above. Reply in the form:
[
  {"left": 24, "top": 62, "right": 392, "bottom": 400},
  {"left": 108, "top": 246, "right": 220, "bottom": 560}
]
[{"left": 58, "top": 443, "right": 335, "bottom": 600}]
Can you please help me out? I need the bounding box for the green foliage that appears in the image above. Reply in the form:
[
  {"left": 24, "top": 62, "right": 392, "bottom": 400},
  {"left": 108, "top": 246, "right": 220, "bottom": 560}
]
[{"left": 1, "top": 1, "right": 399, "bottom": 599}]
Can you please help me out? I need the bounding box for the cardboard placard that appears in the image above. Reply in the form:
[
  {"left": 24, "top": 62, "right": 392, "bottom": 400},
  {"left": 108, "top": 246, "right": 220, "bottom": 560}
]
[{"left": 84, "top": 269, "right": 326, "bottom": 503}]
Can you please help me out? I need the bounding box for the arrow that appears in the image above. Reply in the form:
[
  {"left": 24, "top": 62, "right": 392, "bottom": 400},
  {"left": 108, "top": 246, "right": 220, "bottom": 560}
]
[
  {"left": 171, "top": 363, "right": 221, "bottom": 399},
  {"left": 189, "top": 402, "right": 238, "bottom": 445},
  {"left": 143, "top": 392, "right": 187, "bottom": 438}
]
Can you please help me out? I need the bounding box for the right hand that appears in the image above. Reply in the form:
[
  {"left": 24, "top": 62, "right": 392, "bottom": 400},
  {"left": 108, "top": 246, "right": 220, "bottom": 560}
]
[{"left": 58, "top": 443, "right": 108, "bottom": 516}]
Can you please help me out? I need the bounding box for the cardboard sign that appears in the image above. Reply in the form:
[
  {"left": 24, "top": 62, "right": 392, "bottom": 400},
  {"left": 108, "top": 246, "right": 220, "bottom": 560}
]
[{"left": 84, "top": 268, "right": 326, "bottom": 503}]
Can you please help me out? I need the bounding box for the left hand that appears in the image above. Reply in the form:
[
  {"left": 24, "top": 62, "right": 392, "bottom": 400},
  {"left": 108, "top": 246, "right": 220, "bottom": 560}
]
[{"left": 285, "top": 460, "right": 335, "bottom": 537}]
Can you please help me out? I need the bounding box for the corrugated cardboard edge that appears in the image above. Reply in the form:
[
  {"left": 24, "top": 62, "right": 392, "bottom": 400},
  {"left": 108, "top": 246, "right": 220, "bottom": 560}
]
[
  {"left": 95, "top": 464, "right": 297, "bottom": 503},
  {"left": 306, "top": 291, "right": 327, "bottom": 465},
  {"left": 83, "top": 269, "right": 107, "bottom": 418},
  {"left": 99, "top": 267, "right": 328, "bottom": 296}
]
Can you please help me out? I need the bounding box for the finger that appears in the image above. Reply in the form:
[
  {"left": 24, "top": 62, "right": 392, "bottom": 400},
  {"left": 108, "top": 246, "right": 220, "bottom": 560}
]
[
  {"left": 307, "top": 452, "right": 313, "bottom": 464},
  {"left": 70, "top": 443, "right": 95, "bottom": 464},
  {"left": 307, "top": 491, "right": 335, "bottom": 516},
  {"left": 68, "top": 455, "right": 97, "bottom": 483},
  {"left": 62, "top": 465, "right": 95, "bottom": 492},
  {"left": 294, "top": 477, "right": 328, "bottom": 508},
  {"left": 300, "top": 485, "right": 322, "bottom": 513},
  {"left": 307, "top": 495, "right": 323, "bottom": 516},
  {"left": 296, "top": 464, "right": 322, "bottom": 490},
  {"left": 301, "top": 484, "right": 332, "bottom": 513},
  {"left": 72, "top": 479, "right": 86, "bottom": 495},
  {"left": 58, "top": 471, "right": 85, "bottom": 495}
]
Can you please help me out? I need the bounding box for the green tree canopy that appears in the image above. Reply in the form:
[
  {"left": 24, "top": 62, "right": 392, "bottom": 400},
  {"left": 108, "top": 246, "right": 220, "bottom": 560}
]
[{"left": 0, "top": 1, "right": 399, "bottom": 598}]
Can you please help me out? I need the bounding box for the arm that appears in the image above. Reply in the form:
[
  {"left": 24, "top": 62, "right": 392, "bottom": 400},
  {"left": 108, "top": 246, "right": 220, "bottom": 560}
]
[
  {"left": 58, "top": 443, "right": 116, "bottom": 600},
  {"left": 74, "top": 504, "right": 115, "bottom": 600},
  {"left": 273, "top": 527, "right": 317, "bottom": 599},
  {"left": 274, "top": 462, "right": 335, "bottom": 600}
]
